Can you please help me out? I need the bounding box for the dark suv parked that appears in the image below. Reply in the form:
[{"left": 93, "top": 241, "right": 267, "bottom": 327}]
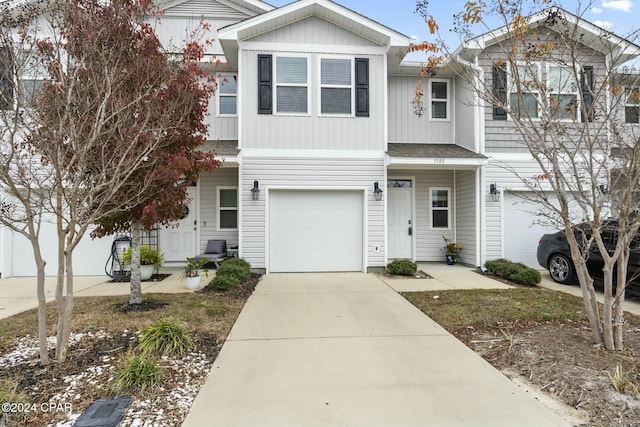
[{"left": 537, "top": 221, "right": 640, "bottom": 296}]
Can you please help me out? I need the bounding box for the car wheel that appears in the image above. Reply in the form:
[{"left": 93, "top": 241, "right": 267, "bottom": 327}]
[{"left": 548, "top": 253, "right": 575, "bottom": 284}]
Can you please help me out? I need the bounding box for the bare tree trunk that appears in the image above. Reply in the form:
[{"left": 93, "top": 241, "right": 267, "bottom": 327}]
[
  {"left": 35, "top": 259, "right": 48, "bottom": 365},
  {"left": 129, "top": 223, "right": 142, "bottom": 305},
  {"left": 573, "top": 252, "right": 603, "bottom": 345},
  {"left": 57, "top": 231, "right": 75, "bottom": 362},
  {"left": 602, "top": 262, "right": 615, "bottom": 350},
  {"left": 54, "top": 186, "right": 67, "bottom": 360},
  {"left": 614, "top": 253, "right": 628, "bottom": 350}
]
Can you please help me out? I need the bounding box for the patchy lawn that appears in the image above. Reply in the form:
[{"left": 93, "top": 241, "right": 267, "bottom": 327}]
[
  {"left": 0, "top": 276, "right": 258, "bottom": 426},
  {"left": 403, "top": 288, "right": 640, "bottom": 427}
]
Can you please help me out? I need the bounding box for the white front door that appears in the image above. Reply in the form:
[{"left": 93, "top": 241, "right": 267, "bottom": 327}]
[
  {"left": 159, "top": 186, "right": 198, "bottom": 262},
  {"left": 388, "top": 183, "right": 413, "bottom": 259}
]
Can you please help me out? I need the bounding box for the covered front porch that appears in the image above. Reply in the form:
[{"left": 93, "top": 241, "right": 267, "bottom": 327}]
[{"left": 385, "top": 143, "right": 488, "bottom": 266}]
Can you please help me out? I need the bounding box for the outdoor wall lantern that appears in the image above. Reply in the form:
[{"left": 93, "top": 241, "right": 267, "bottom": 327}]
[
  {"left": 489, "top": 183, "right": 500, "bottom": 202},
  {"left": 251, "top": 180, "right": 260, "bottom": 200},
  {"left": 374, "top": 181, "right": 383, "bottom": 201}
]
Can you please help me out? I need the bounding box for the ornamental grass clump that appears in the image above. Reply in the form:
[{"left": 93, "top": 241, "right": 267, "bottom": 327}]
[
  {"left": 136, "top": 317, "right": 192, "bottom": 356},
  {"left": 113, "top": 353, "right": 163, "bottom": 394}
]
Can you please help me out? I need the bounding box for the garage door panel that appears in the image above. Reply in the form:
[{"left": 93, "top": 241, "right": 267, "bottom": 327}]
[{"left": 270, "top": 190, "right": 363, "bottom": 272}]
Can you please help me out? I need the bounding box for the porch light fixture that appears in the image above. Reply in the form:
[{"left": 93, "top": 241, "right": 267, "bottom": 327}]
[
  {"left": 373, "top": 181, "right": 383, "bottom": 201},
  {"left": 489, "top": 183, "right": 500, "bottom": 202},
  {"left": 251, "top": 180, "right": 260, "bottom": 200}
]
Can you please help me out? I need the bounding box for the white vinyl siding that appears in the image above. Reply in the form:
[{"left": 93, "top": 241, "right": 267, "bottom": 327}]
[
  {"left": 240, "top": 156, "right": 385, "bottom": 270},
  {"left": 241, "top": 50, "right": 384, "bottom": 150},
  {"left": 162, "top": 0, "right": 252, "bottom": 18},
  {"left": 454, "top": 170, "right": 477, "bottom": 265},
  {"left": 247, "top": 16, "right": 382, "bottom": 47},
  {"left": 320, "top": 57, "right": 353, "bottom": 116},
  {"left": 388, "top": 76, "right": 453, "bottom": 143},
  {"left": 200, "top": 168, "right": 239, "bottom": 251}
]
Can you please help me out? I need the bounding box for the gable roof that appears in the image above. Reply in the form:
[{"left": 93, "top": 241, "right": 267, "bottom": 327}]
[
  {"left": 218, "top": 0, "right": 411, "bottom": 66},
  {"left": 158, "top": 0, "right": 273, "bottom": 16},
  {"left": 454, "top": 7, "right": 640, "bottom": 67}
]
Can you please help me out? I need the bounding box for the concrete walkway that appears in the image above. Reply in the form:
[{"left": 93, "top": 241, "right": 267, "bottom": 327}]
[
  {"left": 182, "top": 272, "right": 570, "bottom": 427},
  {"left": 0, "top": 269, "right": 191, "bottom": 319}
]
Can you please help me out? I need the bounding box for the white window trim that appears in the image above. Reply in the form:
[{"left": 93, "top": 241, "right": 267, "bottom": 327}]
[
  {"left": 217, "top": 73, "right": 237, "bottom": 117},
  {"left": 428, "top": 78, "right": 450, "bottom": 121},
  {"left": 546, "top": 63, "right": 580, "bottom": 122},
  {"left": 274, "top": 53, "right": 310, "bottom": 116},
  {"left": 216, "top": 186, "right": 238, "bottom": 231},
  {"left": 318, "top": 56, "right": 354, "bottom": 117},
  {"left": 508, "top": 61, "right": 541, "bottom": 120},
  {"left": 625, "top": 86, "right": 640, "bottom": 124},
  {"left": 429, "top": 187, "right": 451, "bottom": 230}
]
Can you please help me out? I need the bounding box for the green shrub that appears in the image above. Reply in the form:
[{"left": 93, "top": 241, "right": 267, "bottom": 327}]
[
  {"left": 208, "top": 274, "right": 241, "bottom": 291},
  {"left": 217, "top": 260, "right": 251, "bottom": 282},
  {"left": 136, "top": 317, "right": 192, "bottom": 356},
  {"left": 386, "top": 259, "right": 418, "bottom": 276},
  {"left": 113, "top": 353, "right": 162, "bottom": 394},
  {"left": 222, "top": 258, "right": 251, "bottom": 272},
  {"left": 485, "top": 258, "right": 541, "bottom": 286}
]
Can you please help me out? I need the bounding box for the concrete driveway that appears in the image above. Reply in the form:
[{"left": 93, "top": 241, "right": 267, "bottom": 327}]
[{"left": 183, "top": 272, "right": 570, "bottom": 427}]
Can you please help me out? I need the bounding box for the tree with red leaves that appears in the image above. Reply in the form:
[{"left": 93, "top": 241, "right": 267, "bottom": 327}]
[{"left": 29, "top": 0, "right": 219, "bottom": 362}]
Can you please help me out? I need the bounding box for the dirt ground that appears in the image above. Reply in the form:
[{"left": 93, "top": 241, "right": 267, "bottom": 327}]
[{"left": 449, "top": 317, "right": 640, "bottom": 427}]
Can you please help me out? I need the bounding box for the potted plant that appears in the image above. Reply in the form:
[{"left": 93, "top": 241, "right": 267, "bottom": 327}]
[
  {"left": 442, "top": 236, "right": 462, "bottom": 265},
  {"left": 181, "top": 258, "right": 209, "bottom": 290},
  {"left": 122, "top": 245, "right": 164, "bottom": 280}
]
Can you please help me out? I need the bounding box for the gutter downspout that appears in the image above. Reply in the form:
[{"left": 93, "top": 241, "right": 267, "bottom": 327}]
[{"left": 452, "top": 54, "right": 487, "bottom": 270}]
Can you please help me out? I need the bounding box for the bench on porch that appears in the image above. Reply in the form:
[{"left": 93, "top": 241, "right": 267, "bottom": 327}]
[{"left": 194, "top": 239, "right": 228, "bottom": 268}]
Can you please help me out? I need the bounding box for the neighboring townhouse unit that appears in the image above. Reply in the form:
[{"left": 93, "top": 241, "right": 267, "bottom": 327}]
[{"left": 1, "top": 0, "right": 638, "bottom": 276}]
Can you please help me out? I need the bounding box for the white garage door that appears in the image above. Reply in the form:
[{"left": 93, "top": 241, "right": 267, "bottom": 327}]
[
  {"left": 269, "top": 190, "right": 363, "bottom": 272},
  {"left": 504, "top": 192, "right": 561, "bottom": 269}
]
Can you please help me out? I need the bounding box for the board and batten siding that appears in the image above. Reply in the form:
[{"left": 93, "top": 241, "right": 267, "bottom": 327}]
[
  {"left": 204, "top": 81, "right": 238, "bottom": 141},
  {"left": 240, "top": 156, "right": 385, "bottom": 270},
  {"left": 454, "top": 77, "right": 476, "bottom": 151},
  {"left": 247, "top": 16, "right": 381, "bottom": 47},
  {"left": 199, "top": 167, "right": 239, "bottom": 253},
  {"left": 478, "top": 27, "right": 608, "bottom": 153},
  {"left": 151, "top": 17, "right": 239, "bottom": 55},
  {"left": 240, "top": 50, "right": 385, "bottom": 151},
  {"left": 455, "top": 170, "right": 477, "bottom": 265},
  {"left": 387, "top": 76, "right": 453, "bottom": 144}
]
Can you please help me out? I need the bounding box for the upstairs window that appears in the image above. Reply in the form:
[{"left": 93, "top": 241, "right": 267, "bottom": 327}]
[
  {"left": 218, "top": 74, "right": 237, "bottom": 116},
  {"left": 320, "top": 58, "right": 352, "bottom": 115},
  {"left": 625, "top": 88, "right": 640, "bottom": 124},
  {"left": 510, "top": 63, "right": 539, "bottom": 119},
  {"left": 548, "top": 65, "right": 578, "bottom": 120},
  {"left": 276, "top": 56, "right": 308, "bottom": 114},
  {"left": 19, "top": 51, "right": 46, "bottom": 105},
  {"left": 429, "top": 80, "right": 449, "bottom": 120}
]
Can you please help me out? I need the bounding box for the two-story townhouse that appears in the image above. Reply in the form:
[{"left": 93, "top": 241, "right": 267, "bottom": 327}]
[{"left": 2, "top": 0, "right": 639, "bottom": 277}]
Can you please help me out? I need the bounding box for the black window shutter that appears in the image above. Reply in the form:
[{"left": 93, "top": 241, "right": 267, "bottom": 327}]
[
  {"left": 0, "top": 48, "right": 13, "bottom": 110},
  {"left": 258, "top": 54, "right": 272, "bottom": 115},
  {"left": 492, "top": 64, "right": 507, "bottom": 120},
  {"left": 581, "top": 66, "right": 594, "bottom": 122},
  {"left": 355, "top": 58, "right": 369, "bottom": 117}
]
